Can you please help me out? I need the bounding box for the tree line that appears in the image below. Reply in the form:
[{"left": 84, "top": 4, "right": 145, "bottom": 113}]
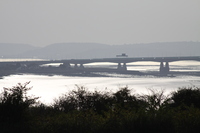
[{"left": 0, "top": 82, "right": 200, "bottom": 133}]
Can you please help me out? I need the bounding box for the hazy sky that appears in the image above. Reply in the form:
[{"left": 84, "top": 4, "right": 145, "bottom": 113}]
[{"left": 0, "top": 0, "right": 200, "bottom": 47}]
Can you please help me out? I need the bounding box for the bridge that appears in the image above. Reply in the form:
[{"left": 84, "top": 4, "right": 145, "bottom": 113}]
[
  {"left": 0, "top": 56, "right": 200, "bottom": 75},
  {"left": 62, "top": 56, "right": 200, "bottom": 74}
]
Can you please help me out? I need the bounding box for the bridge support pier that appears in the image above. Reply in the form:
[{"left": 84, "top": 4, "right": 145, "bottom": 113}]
[
  {"left": 117, "top": 63, "right": 122, "bottom": 70},
  {"left": 64, "top": 62, "right": 71, "bottom": 68},
  {"left": 117, "top": 63, "right": 127, "bottom": 71},
  {"left": 123, "top": 63, "right": 127, "bottom": 71},
  {"left": 74, "top": 64, "right": 78, "bottom": 69},
  {"left": 165, "top": 62, "right": 169, "bottom": 73},
  {"left": 159, "top": 62, "right": 164, "bottom": 72},
  {"left": 74, "top": 64, "right": 84, "bottom": 69},
  {"left": 80, "top": 64, "right": 84, "bottom": 69},
  {"left": 160, "top": 62, "right": 170, "bottom": 74},
  {"left": 59, "top": 62, "right": 71, "bottom": 69}
]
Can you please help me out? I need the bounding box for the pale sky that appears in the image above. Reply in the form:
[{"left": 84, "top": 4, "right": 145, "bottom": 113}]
[{"left": 0, "top": 0, "right": 200, "bottom": 47}]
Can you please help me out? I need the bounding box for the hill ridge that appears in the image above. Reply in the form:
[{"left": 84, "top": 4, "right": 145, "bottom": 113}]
[{"left": 0, "top": 42, "right": 199, "bottom": 59}]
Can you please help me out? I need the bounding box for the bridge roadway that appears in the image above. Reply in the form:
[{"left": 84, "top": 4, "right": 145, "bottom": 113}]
[
  {"left": 61, "top": 56, "right": 200, "bottom": 64},
  {"left": 0, "top": 56, "right": 200, "bottom": 74}
]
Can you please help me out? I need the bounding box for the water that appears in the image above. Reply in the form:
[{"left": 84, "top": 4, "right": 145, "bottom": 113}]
[{"left": 0, "top": 61, "right": 200, "bottom": 104}]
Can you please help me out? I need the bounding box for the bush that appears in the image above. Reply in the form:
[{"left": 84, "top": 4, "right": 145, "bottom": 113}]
[
  {"left": 1, "top": 83, "right": 200, "bottom": 132},
  {"left": 171, "top": 86, "right": 200, "bottom": 108},
  {"left": 0, "top": 82, "right": 39, "bottom": 132},
  {"left": 53, "top": 86, "right": 112, "bottom": 114}
]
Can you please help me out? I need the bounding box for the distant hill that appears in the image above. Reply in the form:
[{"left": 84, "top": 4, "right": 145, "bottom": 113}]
[
  {"left": 0, "top": 42, "right": 200, "bottom": 59},
  {"left": 20, "top": 43, "right": 109, "bottom": 59},
  {"left": 0, "top": 43, "right": 39, "bottom": 58}
]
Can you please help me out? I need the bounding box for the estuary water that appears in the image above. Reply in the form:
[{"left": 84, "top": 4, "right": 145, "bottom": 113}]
[{"left": 0, "top": 61, "right": 200, "bottom": 104}]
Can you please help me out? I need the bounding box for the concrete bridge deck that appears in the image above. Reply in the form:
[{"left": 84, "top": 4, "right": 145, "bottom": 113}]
[
  {"left": 0, "top": 56, "right": 200, "bottom": 75},
  {"left": 0, "top": 56, "right": 200, "bottom": 64},
  {"left": 61, "top": 56, "right": 200, "bottom": 64}
]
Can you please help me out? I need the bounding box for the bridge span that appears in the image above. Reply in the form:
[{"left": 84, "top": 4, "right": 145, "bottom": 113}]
[
  {"left": 62, "top": 56, "right": 200, "bottom": 74},
  {"left": 62, "top": 56, "right": 200, "bottom": 64},
  {"left": 0, "top": 56, "right": 200, "bottom": 75}
]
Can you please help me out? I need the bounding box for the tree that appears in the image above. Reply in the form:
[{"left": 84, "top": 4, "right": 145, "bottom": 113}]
[
  {"left": 0, "top": 82, "right": 39, "bottom": 122},
  {"left": 171, "top": 86, "right": 200, "bottom": 109},
  {"left": 53, "top": 85, "right": 112, "bottom": 114}
]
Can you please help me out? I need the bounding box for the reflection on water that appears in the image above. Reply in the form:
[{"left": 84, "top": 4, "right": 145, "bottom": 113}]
[
  {"left": 0, "top": 74, "right": 200, "bottom": 104},
  {"left": 0, "top": 61, "right": 200, "bottom": 104},
  {"left": 86, "top": 61, "right": 200, "bottom": 72}
]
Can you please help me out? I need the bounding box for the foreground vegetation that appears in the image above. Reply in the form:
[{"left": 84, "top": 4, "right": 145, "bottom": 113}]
[{"left": 1, "top": 82, "right": 200, "bottom": 133}]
